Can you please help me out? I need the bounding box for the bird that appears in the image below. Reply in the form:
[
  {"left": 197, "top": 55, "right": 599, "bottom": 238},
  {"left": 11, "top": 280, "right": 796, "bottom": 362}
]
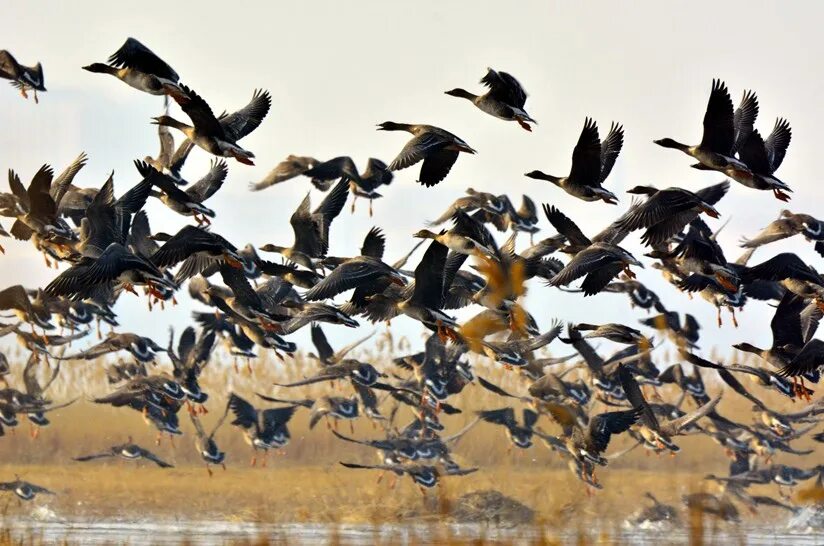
[
  {"left": 619, "top": 364, "right": 721, "bottom": 453},
  {"left": 249, "top": 155, "right": 320, "bottom": 192},
  {"left": 0, "top": 50, "right": 45, "bottom": 102},
  {"left": 259, "top": 178, "right": 349, "bottom": 269},
  {"left": 154, "top": 85, "right": 270, "bottom": 165},
  {"left": 525, "top": 118, "right": 623, "bottom": 203},
  {"left": 226, "top": 393, "right": 298, "bottom": 466},
  {"left": 82, "top": 38, "right": 180, "bottom": 96},
  {"left": 549, "top": 242, "right": 643, "bottom": 296},
  {"left": 614, "top": 181, "right": 730, "bottom": 247},
  {"left": 378, "top": 122, "right": 476, "bottom": 187},
  {"left": 73, "top": 440, "right": 173, "bottom": 468},
  {"left": 654, "top": 79, "right": 752, "bottom": 177},
  {"left": 445, "top": 68, "right": 536, "bottom": 130},
  {"left": 190, "top": 410, "right": 228, "bottom": 476},
  {"left": 0, "top": 477, "right": 54, "bottom": 501}
]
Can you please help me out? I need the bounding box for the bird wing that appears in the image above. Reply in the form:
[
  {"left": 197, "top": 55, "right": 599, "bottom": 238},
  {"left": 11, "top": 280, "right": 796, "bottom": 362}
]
[
  {"left": 219, "top": 89, "right": 271, "bottom": 142},
  {"left": 107, "top": 37, "right": 178, "bottom": 82},
  {"left": 731, "top": 90, "right": 759, "bottom": 154},
  {"left": 700, "top": 79, "right": 735, "bottom": 154},
  {"left": 738, "top": 130, "right": 772, "bottom": 174},
  {"left": 782, "top": 339, "right": 824, "bottom": 377},
  {"left": 418, "top": 148, "right": 459, "bottom": 187},
  {"left": 249, "top": 156, "right": 317, "bottom": 191},
  {"left": 618, "top": 364, "right": 660, "bottom": 431},
  {"left": 0, "top": 284, "right": 33, "bottom": 314},
  {"left": 542, "top": 204, "right": 591, "bottom": 247},
  {"left": 587, "top": 408, "right": 641, "bottom": 453},
  {"left": 141, "top": 447, "right": 174, "bottom": 468},
  {"left": 770, "top": 292, "right": 806, "bottom": 349},
  {"left": 51, "top": 152, "right": 89, "bottom": 207},
  {"left": 694, "top": 180, "right": 730, "bottom": 206},
  {"left": 8, "top": 169, "right": 30, "bottom": 211},
  {"left": 73, "top": 452, "right": 116, "bottom": 462},
  {"left": 305, "top": 261, "right": 379, "bottom": 302},
  {"left": 662, "top": 395, "right": 721, "bottom": 436},
  {"left": 580, "top": 261, "right": 625, "bottom": 296},
  {"left": 26, "top": 164, "right": 57, "bottom": 219},
  {"left": 388, "top": 132, "right": 447, "bottom": 171},
  {"left": 481, "top": 68, "right": 527, "bottom": 108},
  {"left": 313, "top": 178, "right": 349, "bottom": 255},
  {"left": 598, "top": 122, "right": 624, "bottom": 184},
  {"left": 151, "top": 226, "right": 224, "bottom": 269},
  {"left": 227, "top": 393, "right": 258, "bottom": 429},
  {"left": 361, "top": 227, "right": 386, "bottom": 259},
  {"left": 765, "top": 118, "right": 792, "bottom": 172},
  {"left": 568, "top": 118, "right": 602, "bottom": 187},
  {"left": 717, "top": 369, "right": 767, "bottom": 411},
  {"left": 477, "top": 407, "right": 515, "bottom": 427},
  {"left": 411, "top": 239, "right": 448, "bottom": 309},
  {"left": 174, "top": 85, "right": 225, "bottom": 139},
  {"left": 550, "top": 246, "right": 617, "bottom": 287},
  {"left": 185, "top": 159, "right": 228, "bottom": 203}
]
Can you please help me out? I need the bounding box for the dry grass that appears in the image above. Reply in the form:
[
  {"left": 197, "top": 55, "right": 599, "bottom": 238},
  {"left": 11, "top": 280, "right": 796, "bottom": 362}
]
[{"left": 0, "top": 334, "right": 821, "bottom": 536}]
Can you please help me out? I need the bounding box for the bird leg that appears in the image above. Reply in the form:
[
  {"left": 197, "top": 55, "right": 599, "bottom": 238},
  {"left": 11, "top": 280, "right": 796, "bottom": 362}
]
[
  {"left": 369, "top": 199, "right": 374, "bottom": 217},
  {"left": 376, "top": 471, "right": 384, "bottom": 484},
  {"left": 436, "top": 320, "right": 448, "bottom": 343},
  {"left": 261, "top": 452, "right": 268, "bottom": 468},
  {"left": 33, "top": 89, "right": 39, "bottom": 104},
  {"left": 224, "top": 254, "right": 243, "bottom": 269},
  {"left": 155, "top": 433, "right": 162, "bottom": 446},
  {"left": 250, "top": 455, "right": 257, "bottom": 467},
  {"left": 231, "top": 152, "right": 255, "bottom": 166},
  {"left": 622, "top": 265, "right": 636, "bottom": 279},
  {"left": 199, "top": 404, "right": 208, "bottom": 415},
  {"left": 123, "top": 283, "right": 139, "bottom": 296},
  {"left": 20, "top": 87, "right": 28, "bottom": 100},
  {"left": 716, "top": 307, "right": 723, "bottom": 328},
  {"left": 729, "top": 307, "right": 739, "bottom": 328},
  {"left": 349, "top": 420, "right": 354, "bottom": 434},
  {"left": 773, "top": 188, "right": 791, "bottom": 202},
  {"left": 206, "top": 464, "right": 213, "bottom": 478},
  {"left": 350, "top": 195, "right": 357, "bottom": 214}
]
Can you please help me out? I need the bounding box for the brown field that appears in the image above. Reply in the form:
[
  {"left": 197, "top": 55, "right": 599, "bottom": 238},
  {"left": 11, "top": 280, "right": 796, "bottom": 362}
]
[{"left": 0, "top": 335, "right": 821, "bottom": 543}]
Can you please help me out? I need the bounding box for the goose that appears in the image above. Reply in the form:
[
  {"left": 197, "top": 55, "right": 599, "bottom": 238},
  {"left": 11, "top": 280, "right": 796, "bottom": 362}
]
[
  {"left": 83, "top": 38, "right": 180, "bottom": 96},
  {"left": 526, "top": 118, "right": 623, "bottom": 203},
  {"left": 654, "top": 79, "right": 753, "bottom": 177},
  {"left": 378, "top": 122, "right": 476, "bottom": 187},
  {"left": 445, "top": 67, "right": 536, "bottom": 130},
  {"left": 154, "top": 85, "right": 271, "bottom": 165},
  {"left": 0, "top": 50, "right": 45, "bottom": 102}
]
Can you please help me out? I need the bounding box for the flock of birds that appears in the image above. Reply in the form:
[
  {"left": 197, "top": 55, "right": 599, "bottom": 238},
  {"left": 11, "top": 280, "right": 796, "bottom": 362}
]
[{"left": 1, "top": 38, "right": 824, "bottom": 524}]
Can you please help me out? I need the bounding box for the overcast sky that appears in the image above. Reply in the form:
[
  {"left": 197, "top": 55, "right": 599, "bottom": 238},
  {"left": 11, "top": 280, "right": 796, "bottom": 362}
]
[{"left": 1, "top": 1, "right": 822, "bottom": 360}]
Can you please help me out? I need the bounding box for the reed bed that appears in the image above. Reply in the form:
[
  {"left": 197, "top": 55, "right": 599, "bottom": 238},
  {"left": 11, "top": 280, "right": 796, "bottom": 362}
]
[{"left": 0, "top": 331, "right": 821, "bottom": 540}]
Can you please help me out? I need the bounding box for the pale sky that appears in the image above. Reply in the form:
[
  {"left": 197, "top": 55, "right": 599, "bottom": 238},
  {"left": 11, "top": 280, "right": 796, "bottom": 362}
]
[{"left": 1, "top": 1, "right": 822, "bottom": 359}]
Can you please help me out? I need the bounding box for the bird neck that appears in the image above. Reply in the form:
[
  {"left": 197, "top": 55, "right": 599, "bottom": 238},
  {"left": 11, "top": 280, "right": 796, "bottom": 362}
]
[
  {"left": 447, "top": 88, "right": 477, "bottom": 101},
  {"left": 83, "top": 63, "right": 118, "bottom": 75}
]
